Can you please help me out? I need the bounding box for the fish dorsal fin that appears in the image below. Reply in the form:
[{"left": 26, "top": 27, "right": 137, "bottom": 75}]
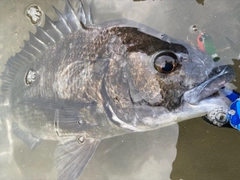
[{"left": 1, "top": 0, "right": 93, "bottom": 97}]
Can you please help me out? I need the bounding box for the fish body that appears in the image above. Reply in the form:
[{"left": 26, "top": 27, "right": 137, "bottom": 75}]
[{"left": 1, "top": 0, "right": 235, "bottom": 179}]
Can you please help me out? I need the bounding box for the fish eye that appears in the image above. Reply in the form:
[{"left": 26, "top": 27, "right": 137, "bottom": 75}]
[
  {"left": 154, "top": 52, "right": 178, "bottom": 73},
  {"left": 198, "top": 37, "right": 203, "bottom": 42}
]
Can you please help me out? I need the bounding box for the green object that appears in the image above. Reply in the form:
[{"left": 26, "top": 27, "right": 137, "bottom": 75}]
[{"left": 198, "top": 33, "right": 220, "bottom": 61}]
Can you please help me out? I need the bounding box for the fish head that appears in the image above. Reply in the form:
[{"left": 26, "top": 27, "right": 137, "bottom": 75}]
[
  {"left": 104, "top": 23, "right": 235, "bottom": 130},
  {"left": 126, "top": 44, "right": 234, "bottom": 108}
]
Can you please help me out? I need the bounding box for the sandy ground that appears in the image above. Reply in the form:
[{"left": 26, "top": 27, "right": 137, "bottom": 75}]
[{"left": 0, "top": 0, "right": 240, "bottom": 179}]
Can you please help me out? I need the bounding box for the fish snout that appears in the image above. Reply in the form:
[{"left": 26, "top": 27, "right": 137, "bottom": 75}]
[
  {"left": 209, "top": 65, "right": 235, "bottom": 80},
  {"left": 183, "top": 65, "right": 235, "bottom": 105}
]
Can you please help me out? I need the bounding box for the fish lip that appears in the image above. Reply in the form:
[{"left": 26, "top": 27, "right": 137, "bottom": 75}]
[{"left": 183, "top": 65, "right": 235, "bottom": 105}]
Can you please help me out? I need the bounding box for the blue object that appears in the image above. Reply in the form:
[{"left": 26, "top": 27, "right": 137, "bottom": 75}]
[
  {"left": 220, "top": 87, "right": 240, "bottom": 130},
  {"left": 220, "top": 87, "right": 240, "bottom": 102}
]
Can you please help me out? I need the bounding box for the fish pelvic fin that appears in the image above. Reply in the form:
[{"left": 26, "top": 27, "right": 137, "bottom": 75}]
[
  {"left": 55, "top": 137, "right": 100, "bottom": 180},
  {"left": 1, "top": 0, "right": 93, "bottom": 98}
]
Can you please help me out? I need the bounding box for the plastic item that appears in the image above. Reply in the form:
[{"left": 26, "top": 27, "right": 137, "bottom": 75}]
[
  {"left": 220, "top": 87, "right": 240, "bottom": 130},
  {"left": 197, "top": 32, "right": 220, "bottom": 61}
]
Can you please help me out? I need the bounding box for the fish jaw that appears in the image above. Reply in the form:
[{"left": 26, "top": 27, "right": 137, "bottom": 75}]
[
  {"left": 139, "top": 95, "right": 231, "bottom": 129},
  {"left": 183, "top": 65, "right": 235, "bottom": 105},
  {"left": 173, "top": 95, "right": 231, "bottom": 123}
]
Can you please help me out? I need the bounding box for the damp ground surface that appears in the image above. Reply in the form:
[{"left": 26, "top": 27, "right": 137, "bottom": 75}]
[{"left": 0, "top": 0, "right": 240, "bottom": 179}]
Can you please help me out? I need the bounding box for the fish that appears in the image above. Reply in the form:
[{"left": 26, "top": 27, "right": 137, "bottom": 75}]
[{"left": 0, "top": 0, "right": 235, "bottom": 179}]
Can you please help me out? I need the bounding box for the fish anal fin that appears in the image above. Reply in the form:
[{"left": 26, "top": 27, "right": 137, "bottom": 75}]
[
  {"left": 12, "top": 122, "right": 41, "bottom": 150},
  {"left": 55, "top": 137, "right": 100, "bottom": 180}
]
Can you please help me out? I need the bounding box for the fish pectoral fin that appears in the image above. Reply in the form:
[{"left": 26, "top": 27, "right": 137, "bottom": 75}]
[
  {"left": 54, "top": 137, "right": 100, "bottom": 180},
  {"left": 12, "top": 122, "right": 41, "bottom": 150}
]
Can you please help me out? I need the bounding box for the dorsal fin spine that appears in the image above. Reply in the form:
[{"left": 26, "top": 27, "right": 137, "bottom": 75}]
[
  {"left": 64, "top": 0, "right": 82, "bottom": 31},
  {"left": 21, "top": 49, "right": 34, "bottom": 60},
  {"left": 47, "top": 16, "right": 64, "bottom": 39},
  {"left": 44, "top": 15, "right": 64, "bottom": 41},
  {"left": 24, "top": 40, "right": 41, "bottom": 55},
  {"left": 37, "top": 26, "right": 56, "bottom": 44},
  {"left": 29, "top": 32, "right": 48, "bottom": 51},
  {"left": 8, "top": 57, "right": 22, "bottom": 68},
  {"left": 28, "top": 42, "right": 42, "bottom": 54},
  {"left": 78, "top": 1, "right": 87, "bottom": 24},
  {"left": 16, "top": 53, "right": 31, "bottom": 63},
  {"left": 52, "top": 6, "right": 73, "bottom": 35}
]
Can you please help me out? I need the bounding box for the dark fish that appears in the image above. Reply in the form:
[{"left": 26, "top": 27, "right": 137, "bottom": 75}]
[{"left": 1, "top": 0, "right": 235, "bottom": 179}]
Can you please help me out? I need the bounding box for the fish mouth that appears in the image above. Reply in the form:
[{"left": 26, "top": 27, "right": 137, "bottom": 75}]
[{"left": 183, "top": 65, "right": 235, "bottom": 105}]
